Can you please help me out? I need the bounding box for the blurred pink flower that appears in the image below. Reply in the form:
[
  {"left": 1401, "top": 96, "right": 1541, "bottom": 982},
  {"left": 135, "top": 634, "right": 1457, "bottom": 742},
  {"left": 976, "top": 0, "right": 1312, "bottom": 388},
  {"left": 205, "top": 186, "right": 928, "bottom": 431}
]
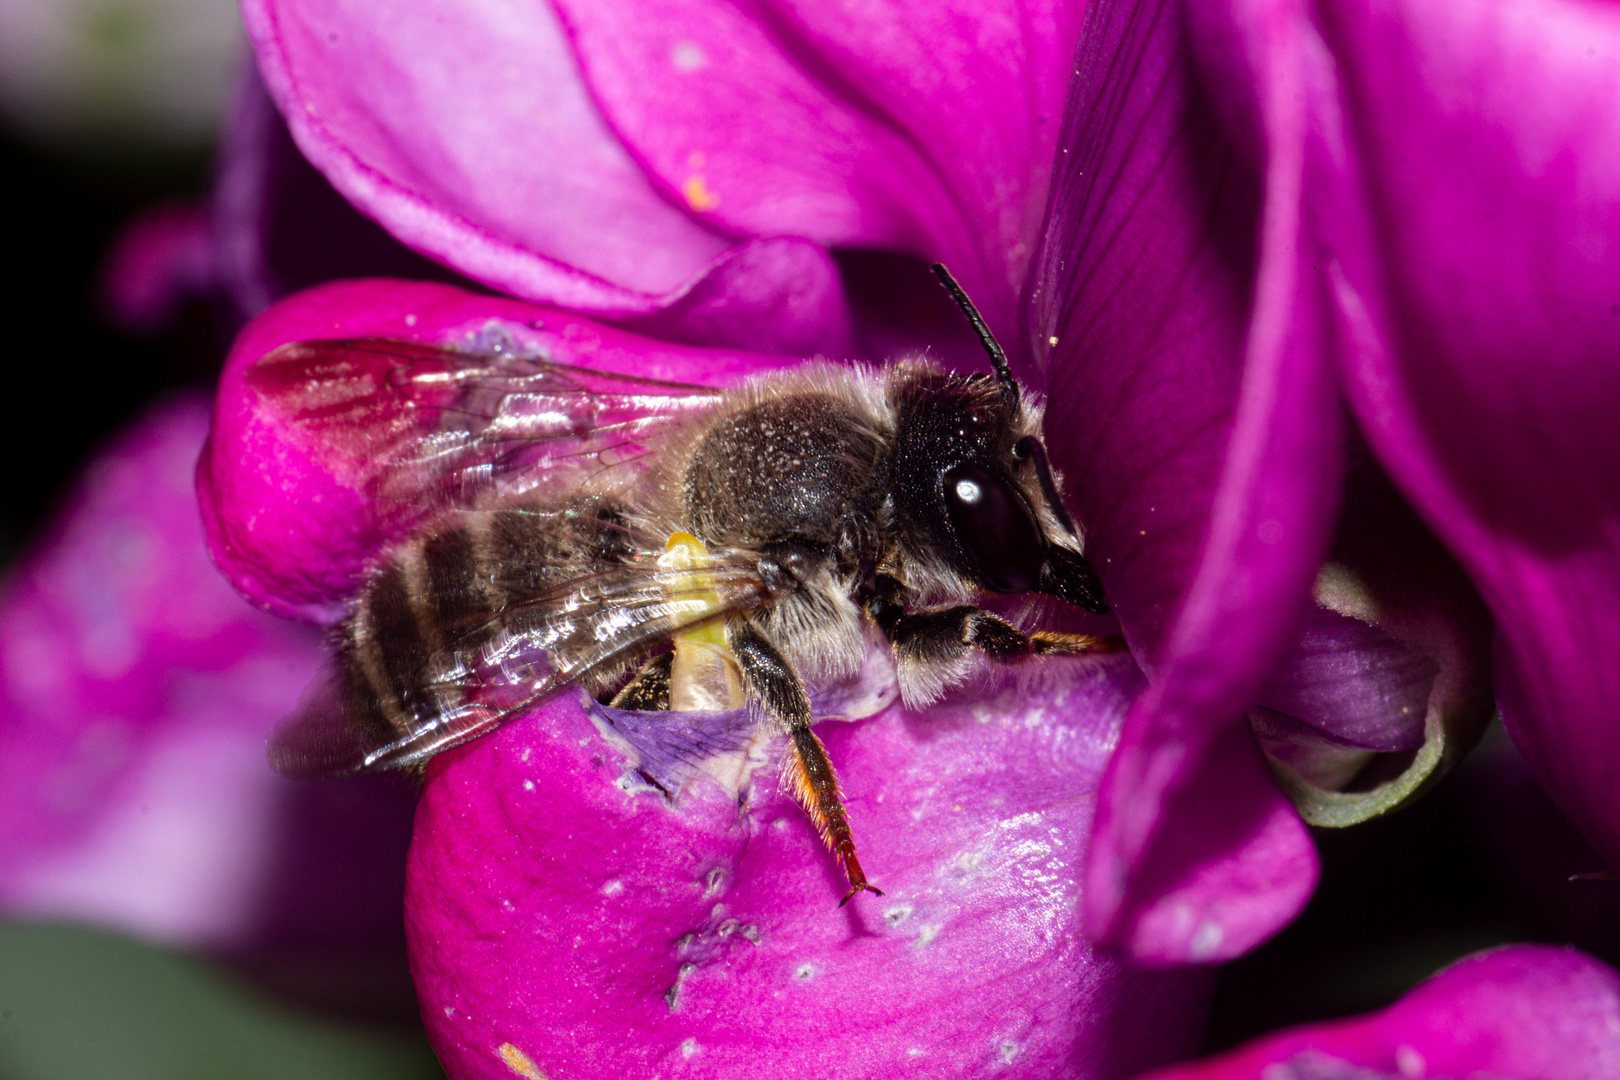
[
  {"left": 1140, "top": 946, "right": 1620, "bottom": 1080},
  {"left": 0, "top": 396, "right": 419, "bottom": 1019},
  {"left": 0, "top": 396, "right": 322, "bottom": 942},
  {"left": 96, "top": 203, "right": 218, "bottom": 335}
]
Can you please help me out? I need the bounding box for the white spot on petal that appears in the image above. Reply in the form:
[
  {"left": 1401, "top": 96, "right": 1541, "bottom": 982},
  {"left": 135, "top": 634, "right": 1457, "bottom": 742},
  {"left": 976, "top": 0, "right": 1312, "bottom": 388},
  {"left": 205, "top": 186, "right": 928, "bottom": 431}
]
[
  {"left": 1189, "top": 920, "right": 1224, "bottom": 959},
  {"left": 670, "top": 41, "right": 708, "bottom": 72}
]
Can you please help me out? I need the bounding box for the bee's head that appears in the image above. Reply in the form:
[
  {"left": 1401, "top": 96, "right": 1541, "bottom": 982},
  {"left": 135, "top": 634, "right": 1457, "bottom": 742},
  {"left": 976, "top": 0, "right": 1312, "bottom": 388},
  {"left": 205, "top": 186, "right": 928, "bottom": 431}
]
[
  {"left": 887, "top": 365, "right": 1108, "bottom": 613},
  {"left": 885, "top": 265, "right": 1107, "bottom": 613}
]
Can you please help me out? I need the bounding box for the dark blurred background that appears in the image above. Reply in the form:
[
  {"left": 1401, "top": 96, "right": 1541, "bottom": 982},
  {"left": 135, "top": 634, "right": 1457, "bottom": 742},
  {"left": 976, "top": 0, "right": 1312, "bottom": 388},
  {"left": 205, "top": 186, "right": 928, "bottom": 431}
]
[
  {"left": 1204, "top": 724, "right": 1620, "bottom": 1052},
  {"left": 0, "top": 127, "right": 223, "bottom": 563},
  {"left": 1, "top": 49, "right": 1617, "bottom": 1080}
]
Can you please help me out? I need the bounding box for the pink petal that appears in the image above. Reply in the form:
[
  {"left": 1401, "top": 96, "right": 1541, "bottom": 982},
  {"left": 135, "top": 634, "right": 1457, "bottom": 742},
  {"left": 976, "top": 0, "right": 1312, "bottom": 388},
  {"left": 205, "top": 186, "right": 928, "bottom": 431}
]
[
  {"left": 213, "top": 67, "right": 472, "bottom": 320},
  {"left": 240, "top": 0, "right": 850, "bottom": 355},
  {"left": 556, "top": 0, "right": 1085, "bottom": 362},
  {"left": 408, "top": 659, "right": 1213, "bottom": 1079},
  {"left": 199, "top": 279, "right": 798, "bottom": 623},
  {"left": 0, "top": 396, "right": 421, "bottom": 1017},
  {"left": 1033, "top": 0, "right": 1339, "bottom": 961},
  {"left": 1189, "top": 0, "right": 1620, "bottom": 871},
  {"left": 0, "top": 396, "right": 323, "bottom": 946},
  {"left": 1141, "top": 945, "right": 1620, "bottom": 1080}
]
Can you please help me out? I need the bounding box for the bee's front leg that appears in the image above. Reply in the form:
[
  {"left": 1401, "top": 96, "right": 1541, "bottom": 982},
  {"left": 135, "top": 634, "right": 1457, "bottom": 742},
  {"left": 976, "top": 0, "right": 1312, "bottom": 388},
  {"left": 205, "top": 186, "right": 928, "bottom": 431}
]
[
  {"left": 871, "top": 594, "right": 1117, "bottom": 708},
  {"left": 889, "top": 605, "right": 1110, "bottom": 663},
  {"left": 726, "top": 618, "right": 883, "bottom": 905}
]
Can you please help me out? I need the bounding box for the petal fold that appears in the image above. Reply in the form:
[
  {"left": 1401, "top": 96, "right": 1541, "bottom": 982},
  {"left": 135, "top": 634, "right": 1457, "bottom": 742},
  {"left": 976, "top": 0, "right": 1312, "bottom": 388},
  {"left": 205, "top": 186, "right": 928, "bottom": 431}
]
[
  {"left": 1255, "top": 459, "right": 1494, "bottom": 826},
  {"left": 1034, "top": 0, "right": 1339, "bottom": 961},
  {"left": 243, "top": 0, "right": 726, "bottom": 299},
  {"left": 241, "top": 0, "right": 853, "bottom": 355},
  {"left": 1186, "top": 0, "right": 1620, "bottom": 868}
]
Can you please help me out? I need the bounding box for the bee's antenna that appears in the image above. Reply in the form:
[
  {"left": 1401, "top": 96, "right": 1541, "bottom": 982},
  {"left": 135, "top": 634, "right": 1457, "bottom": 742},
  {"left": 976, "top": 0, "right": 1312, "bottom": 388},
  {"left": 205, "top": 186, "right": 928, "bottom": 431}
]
[{"left": 930, "top": 262, "right": 1020, "bottom": 416}]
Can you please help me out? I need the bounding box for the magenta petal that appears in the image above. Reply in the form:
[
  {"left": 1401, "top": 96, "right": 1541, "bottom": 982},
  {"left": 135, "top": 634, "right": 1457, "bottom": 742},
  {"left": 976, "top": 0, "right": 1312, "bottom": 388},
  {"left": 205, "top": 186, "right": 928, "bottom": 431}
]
[
  {"left": 1034, "top": 0, "right": 1339, "bottom": 961},
  {"left": 1187, "top": 0, "right": 1620, "bottom": 868},
  {"left": 1327, "top": 0, "right": 1620, "bottom": 879},
  {"left": 199, "top": 279, "right": 798, "bottom": 622},
  {"left": 557, "top": 0, "right": 1085, "bottom": 358},
  {"left": 408, "top": 660, "right": 1212, "bottom": 1079},
  {"left": 96, "top": 202, "right": 217, "bottom": 334},
  {"left": 0, "top": 396, "right": 326, "bottom": 944},
  {"left": 1084, "top": 717, "right": 1317, "bottom": 965},
  {"left": 614, "top": 236, "right": 854, "bottom": 355},
  {"left": 1142, "top": 945, "right": 1620, "bottom": 1080}
]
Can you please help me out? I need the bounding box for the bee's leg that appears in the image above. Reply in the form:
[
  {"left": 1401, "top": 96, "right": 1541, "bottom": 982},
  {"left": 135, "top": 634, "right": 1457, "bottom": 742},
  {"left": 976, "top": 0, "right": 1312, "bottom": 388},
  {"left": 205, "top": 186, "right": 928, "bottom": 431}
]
[
  {"left": 726, "top": 618, "right": 883, "bottom": 905},
  {"left": 885, "top": 604, "right": 1116, "bottom": 666},
  {"left": 609, "top": 653, "right": 673, "bottom": 711}
]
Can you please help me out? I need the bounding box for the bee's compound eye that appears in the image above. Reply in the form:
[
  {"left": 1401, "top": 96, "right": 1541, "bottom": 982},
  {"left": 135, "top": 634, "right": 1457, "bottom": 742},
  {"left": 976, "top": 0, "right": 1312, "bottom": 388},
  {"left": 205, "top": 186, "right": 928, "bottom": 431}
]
[{"left": 942, "top": 462, "right": 1045, "bottom": 593}]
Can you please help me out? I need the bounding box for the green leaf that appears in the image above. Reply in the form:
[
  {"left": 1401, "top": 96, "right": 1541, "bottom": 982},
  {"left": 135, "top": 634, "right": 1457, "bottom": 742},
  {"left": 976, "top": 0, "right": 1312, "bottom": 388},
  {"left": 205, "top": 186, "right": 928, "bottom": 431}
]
[{"left": 0, "top": 921, "right": 445, "bottom": 1080}]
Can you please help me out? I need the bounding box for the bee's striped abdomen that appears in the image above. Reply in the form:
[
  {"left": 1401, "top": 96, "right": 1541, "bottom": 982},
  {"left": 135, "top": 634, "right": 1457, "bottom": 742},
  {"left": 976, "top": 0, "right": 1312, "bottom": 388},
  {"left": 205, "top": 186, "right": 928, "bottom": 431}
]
[
  {"left": 342, "top": 495, "right": 637, "bottom": 741},
  {"left": 420, "top": 526, "right": 491, "bottom": 642}
]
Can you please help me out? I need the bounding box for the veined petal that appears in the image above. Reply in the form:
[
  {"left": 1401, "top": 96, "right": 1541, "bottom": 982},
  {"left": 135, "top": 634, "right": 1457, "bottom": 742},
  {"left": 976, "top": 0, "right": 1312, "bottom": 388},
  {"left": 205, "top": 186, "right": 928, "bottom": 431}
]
[
  {"left": 408, "top": 659, "right": 1212, "bottom": 1079},
  {"left": 1033, "top": 0, "right": 1339, "bottom": 962},
  {"left": 199, "top": 279, "right": 799, "bottom": 623}
]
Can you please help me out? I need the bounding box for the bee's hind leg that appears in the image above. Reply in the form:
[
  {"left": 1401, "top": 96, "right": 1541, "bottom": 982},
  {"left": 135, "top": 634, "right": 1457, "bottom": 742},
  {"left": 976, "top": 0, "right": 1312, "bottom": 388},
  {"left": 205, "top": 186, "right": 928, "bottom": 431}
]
[
  {"left": 609, "top": 653, "right": 673, "bottom": 711},
  {"left": 726, "top": 618, "right": 882, "bottom": 905}
]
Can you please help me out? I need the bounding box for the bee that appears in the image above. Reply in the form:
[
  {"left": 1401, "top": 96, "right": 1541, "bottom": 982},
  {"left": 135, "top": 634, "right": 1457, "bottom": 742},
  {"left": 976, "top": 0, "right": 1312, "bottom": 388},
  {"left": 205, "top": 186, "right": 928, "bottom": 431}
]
[{"left": 265, "top": 265, "right": 1112, "bottom": 903}]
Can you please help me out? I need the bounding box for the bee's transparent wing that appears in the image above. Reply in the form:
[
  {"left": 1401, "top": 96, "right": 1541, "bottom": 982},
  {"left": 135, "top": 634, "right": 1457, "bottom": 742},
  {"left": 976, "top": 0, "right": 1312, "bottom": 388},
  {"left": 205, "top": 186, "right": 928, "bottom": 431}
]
[
  {"left": 245, "top": 337, "right": 725, "bottom": 514},
  {"left": 269, "top": 554, "right": 770, "bottom": 777}
]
